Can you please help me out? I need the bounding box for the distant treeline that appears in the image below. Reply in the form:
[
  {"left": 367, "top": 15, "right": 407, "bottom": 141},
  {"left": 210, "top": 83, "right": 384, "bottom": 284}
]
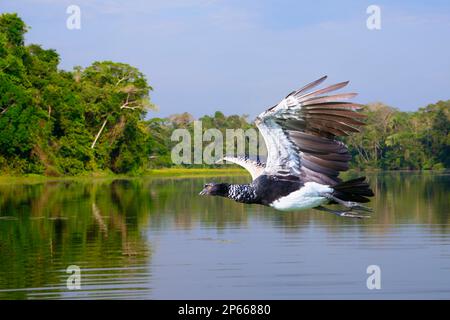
[
  {"left": 149, "top": 102, "right": 450, "bottom": 171},
  {"left": 0, "top": 13, "right": 449, "bottom": 176}
]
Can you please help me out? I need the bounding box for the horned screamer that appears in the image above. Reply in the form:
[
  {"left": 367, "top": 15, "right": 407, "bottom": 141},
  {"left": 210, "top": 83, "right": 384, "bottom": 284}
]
[{"left": 199, "top": 76, "right": 374, "bottom": 218}]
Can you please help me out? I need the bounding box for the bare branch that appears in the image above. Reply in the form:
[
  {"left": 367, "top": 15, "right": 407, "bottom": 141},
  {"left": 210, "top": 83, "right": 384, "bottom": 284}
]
[
  {"left": 115, "top": 73, "right": 130, "bottom": 87},
  {"left": 91, "top": 118, "right": 108, "bottom": 149},
  {"left": 120, "top": 105, "right": 140, "bottom": 110}
]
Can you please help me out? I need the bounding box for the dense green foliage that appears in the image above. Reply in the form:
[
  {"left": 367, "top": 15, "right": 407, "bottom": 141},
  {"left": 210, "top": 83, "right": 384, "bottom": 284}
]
[
  {"left": 0, "top": 14, "right": 448, "bottom": 175},
  {"left": 150, "top": 104, "right": 450, "bottom": 171},
  {"left": 0, "top": 14, "right": 157, "bottom": 175},
  {"left": 345, "top": 102, "right": 450, "bottom": 170}
]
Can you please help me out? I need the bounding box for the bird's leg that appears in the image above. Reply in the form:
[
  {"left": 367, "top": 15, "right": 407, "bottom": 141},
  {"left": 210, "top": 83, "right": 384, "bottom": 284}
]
[
  {"left": 314, "top": 205, "right": 370, "bottom": 219},
  {"left": 323, "top": 194, "right": 373, "bottom": 212}
]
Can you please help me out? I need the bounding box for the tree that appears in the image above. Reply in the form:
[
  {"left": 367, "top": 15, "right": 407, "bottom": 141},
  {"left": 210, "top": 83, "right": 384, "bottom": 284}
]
[
  {"left": 0, "top": 13, "right": 27, "bottom": 47},
  {"left": 78, "top": 61, "right": 156, "bottom": 172},
  {"left": 0, "top": 14, "right": 47, "bottom": 173},
  {"left": 0, "top": 14, "right": 158, "bottom": 175}
]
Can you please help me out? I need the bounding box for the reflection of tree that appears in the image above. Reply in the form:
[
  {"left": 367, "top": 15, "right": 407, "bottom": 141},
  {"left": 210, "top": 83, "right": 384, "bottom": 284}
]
[
  {"left": 0, "top": 179, "right": 152, "bottom": 299},
  {"left": 370, "top": 172, "right": 450, "bottom": 228},
  {"left": 0, "top": 173, "right": 449, "bottom": 298},
  {"left": 144, "top": 172, "right": 450, "bottom": 232},
  {"left": 92, "top": 203, "right": 108, "bottom": 235}
]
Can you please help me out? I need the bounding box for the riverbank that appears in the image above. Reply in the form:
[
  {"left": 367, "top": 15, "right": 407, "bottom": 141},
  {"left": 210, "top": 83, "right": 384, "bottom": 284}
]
[
  {"left": 0, "top": 168, "right": 250, "bottom": 184},
  {"left": 0, "top": 168, "right": 447, "bottom": 185},
  {"left": 146, "top": 168, "right": 249, "bottom": 178}
]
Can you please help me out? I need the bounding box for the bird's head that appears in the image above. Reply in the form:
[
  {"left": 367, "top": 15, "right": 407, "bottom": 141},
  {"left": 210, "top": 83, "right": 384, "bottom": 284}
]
[{"left": 199, "top": 182, "right": 229, "bottom": 197}]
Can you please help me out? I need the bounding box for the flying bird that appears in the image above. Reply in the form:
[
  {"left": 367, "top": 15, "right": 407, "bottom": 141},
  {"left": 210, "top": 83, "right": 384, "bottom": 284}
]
[{"left": 199, "top": 76, "right": 374, "bottom": 218}]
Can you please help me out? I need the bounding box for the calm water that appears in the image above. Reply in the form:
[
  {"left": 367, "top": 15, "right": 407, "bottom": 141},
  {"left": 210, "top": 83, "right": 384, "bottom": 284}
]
[{"left": 0, "top": 172, "right": 449, "bottom": 299}]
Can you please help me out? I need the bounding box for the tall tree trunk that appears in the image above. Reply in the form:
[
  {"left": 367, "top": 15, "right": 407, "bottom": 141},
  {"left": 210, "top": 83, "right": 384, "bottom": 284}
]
[{"left": 91, "top": 118, "right": 108, "bottom": 149}]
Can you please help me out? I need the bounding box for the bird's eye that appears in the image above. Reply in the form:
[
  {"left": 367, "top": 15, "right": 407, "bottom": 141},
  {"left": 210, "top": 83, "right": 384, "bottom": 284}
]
[{"left": 204, "top": 184, "right": 208, "bottom": 188}]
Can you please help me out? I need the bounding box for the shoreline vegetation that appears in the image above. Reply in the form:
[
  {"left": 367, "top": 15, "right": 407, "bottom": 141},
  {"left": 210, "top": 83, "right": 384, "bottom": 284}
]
[
  {"left": 0, "top": 168, "right": 447, "bottom": 185},
  {"left": 0, "top": 168, "right": 250, "bottom": 184},
  {"left": 1, "top": 13, "right": 449, "bottom": 178}
]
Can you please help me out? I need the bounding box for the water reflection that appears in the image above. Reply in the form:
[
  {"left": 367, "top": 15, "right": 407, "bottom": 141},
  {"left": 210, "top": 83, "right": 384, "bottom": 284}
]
[
  {"left": 0, "top": 172, "right": 449, "bottom": 299},
  {"left": 0, "top": 180, "right": 151, "bottom": 299}
]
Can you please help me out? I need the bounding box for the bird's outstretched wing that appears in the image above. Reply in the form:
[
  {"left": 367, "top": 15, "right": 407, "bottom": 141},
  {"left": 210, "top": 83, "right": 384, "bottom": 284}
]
[
  {"left": 256, "top": 76, "right": 365, "bottom": 185},
  {"left": 218, "top": 156, "right": 265, "bottom": 181}
]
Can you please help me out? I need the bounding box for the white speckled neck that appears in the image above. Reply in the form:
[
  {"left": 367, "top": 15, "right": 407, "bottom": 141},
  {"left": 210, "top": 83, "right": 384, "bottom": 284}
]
[{"left": 227, "top": 184, "right": 258, "bottom": 203}]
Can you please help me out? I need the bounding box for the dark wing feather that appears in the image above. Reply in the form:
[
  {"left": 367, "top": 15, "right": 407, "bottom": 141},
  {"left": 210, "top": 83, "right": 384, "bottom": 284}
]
[
  {"left": 285, "top": 75, "right": 327, "bottom": 98},
  {"left": 256, "top": 76, "right": 366, "bottom": 185}
]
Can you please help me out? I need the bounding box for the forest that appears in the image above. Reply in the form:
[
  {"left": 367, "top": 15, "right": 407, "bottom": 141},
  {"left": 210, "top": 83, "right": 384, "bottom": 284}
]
[{"left": 0, "top": 13, "right": 449, "bottom": 176}]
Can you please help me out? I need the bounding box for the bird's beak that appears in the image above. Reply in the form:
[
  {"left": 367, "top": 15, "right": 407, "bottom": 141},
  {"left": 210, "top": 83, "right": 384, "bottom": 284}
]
[{"left": 199, "top": 188, "right": 207, "bottom": 196}]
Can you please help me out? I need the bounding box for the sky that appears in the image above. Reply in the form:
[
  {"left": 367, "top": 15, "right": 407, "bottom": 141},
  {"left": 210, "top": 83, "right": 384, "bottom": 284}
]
[{"left": 1, "top": 0, "right": 450, "bottom": 119}]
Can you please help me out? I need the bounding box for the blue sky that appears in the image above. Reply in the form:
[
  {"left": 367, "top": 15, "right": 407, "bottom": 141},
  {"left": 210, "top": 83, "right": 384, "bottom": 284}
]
[{"left": 1, "top": 0, "right": 450, "bottom": 118}]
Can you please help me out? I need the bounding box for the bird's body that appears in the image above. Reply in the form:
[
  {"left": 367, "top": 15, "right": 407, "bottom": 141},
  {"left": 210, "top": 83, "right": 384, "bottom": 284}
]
[
  {"left": 199, "top": 76, "right": 375, "bottom": 218},
  {"left": 269, "top": 181, "right": 332, "bottom": 211}
]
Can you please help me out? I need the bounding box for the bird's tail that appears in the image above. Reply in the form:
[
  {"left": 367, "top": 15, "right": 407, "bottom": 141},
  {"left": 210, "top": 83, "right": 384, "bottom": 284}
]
[{"left": 332, "top": 177, "right": 374, "bottom": 203}]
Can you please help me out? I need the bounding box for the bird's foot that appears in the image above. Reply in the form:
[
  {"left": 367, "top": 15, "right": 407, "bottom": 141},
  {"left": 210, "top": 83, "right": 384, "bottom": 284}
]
[
  {"left": 335, "top": 211, "right": 371, "bottom": 219},
  {"left": 322, "top": 194, "right": 373, "bottom": 213},
  {"left": 342, "top": 201, "right": 373, "bottom": 212},
  {"left": 315, "top": 205, "right": 371, "bottom": 219}
]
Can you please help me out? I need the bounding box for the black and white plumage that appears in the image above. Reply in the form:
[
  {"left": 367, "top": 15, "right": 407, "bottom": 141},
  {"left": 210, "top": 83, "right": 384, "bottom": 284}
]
[{"left": 199, "top": 76, "right": 374, "bottom": 218}]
